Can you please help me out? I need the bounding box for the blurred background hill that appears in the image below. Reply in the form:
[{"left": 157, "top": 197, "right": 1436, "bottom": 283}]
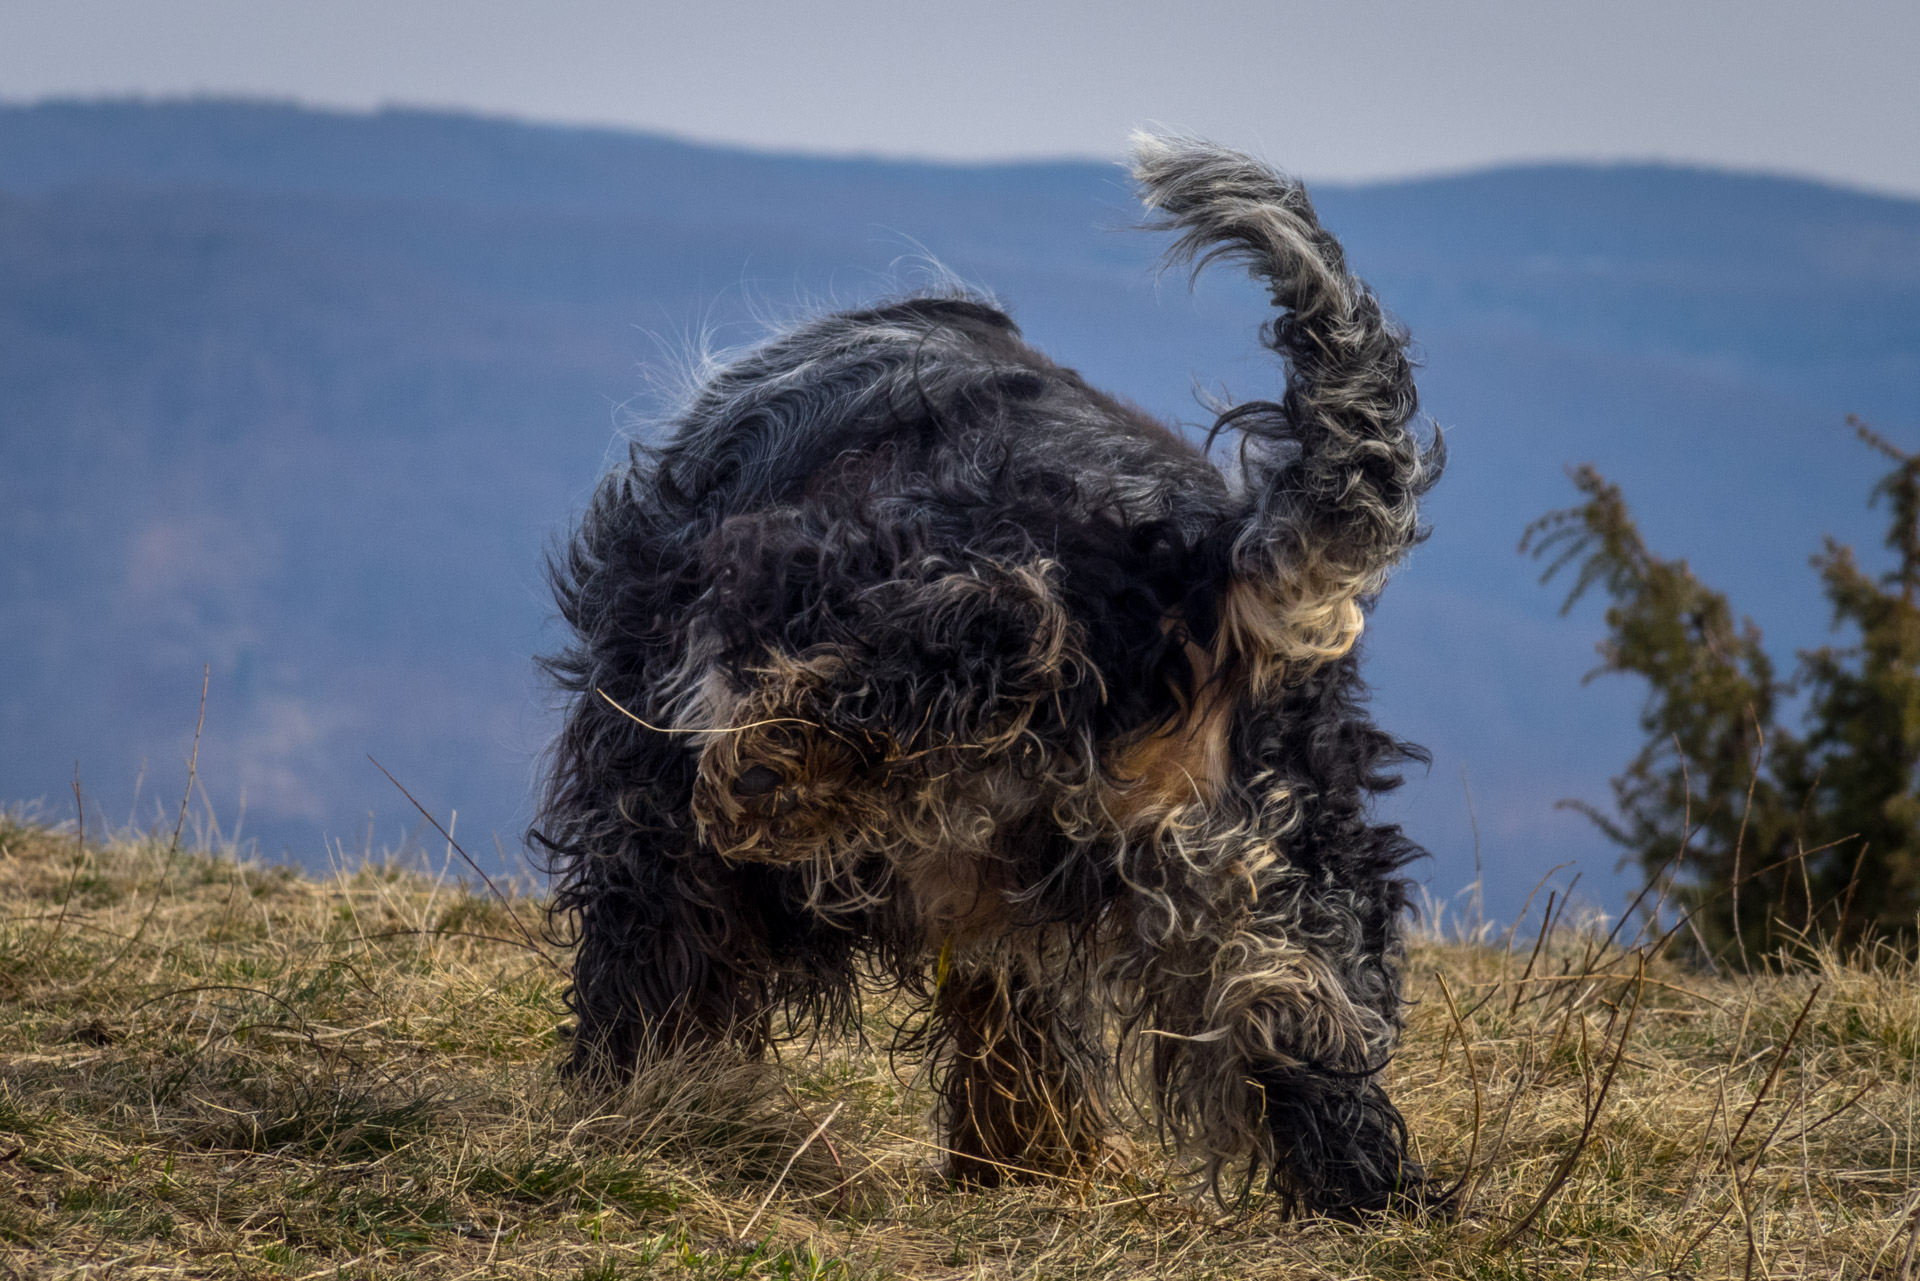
[{"left": 4, "top": 98, "right": 1917, "bottom": 914}]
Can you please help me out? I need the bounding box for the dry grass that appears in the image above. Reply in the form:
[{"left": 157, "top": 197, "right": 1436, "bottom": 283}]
[{"left": 1, "top": 811, "right": 1916, "bottom": 1280}]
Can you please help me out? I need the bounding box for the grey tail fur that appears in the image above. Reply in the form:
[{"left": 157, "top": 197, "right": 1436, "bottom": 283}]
[{"left": 1131, "top": 132, "right": 1442, "bottom": 674}]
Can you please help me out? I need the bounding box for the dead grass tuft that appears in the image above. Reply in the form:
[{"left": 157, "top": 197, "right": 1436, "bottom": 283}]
[{"left": 1, "top": 810, "right": 1915, "bottom": 1278}]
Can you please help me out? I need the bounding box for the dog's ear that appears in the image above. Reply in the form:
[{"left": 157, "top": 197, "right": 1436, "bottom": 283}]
[{"left": 688, "top": 647, "right": 889, "bottom": 863}]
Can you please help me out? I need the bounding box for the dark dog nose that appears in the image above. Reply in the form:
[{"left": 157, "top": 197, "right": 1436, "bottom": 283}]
[{"left": 734, "top": 764, "right": 784, "bottom": 797}]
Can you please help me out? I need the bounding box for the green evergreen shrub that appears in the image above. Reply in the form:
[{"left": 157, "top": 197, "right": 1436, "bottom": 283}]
[{"left": 1526, "top": 418, "right": 1920, "bottom": 955}]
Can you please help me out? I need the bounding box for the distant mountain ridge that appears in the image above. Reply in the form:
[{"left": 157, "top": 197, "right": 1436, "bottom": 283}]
[{"left": 4, "top": 99, "right": 1916, "bottom": 915}]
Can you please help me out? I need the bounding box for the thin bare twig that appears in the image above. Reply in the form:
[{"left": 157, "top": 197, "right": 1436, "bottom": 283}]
[
  {"left": 1508, "top": 891, "right": 1555, "bottom": 1020},
  {"left": 1436, "top": 972, "right": 1484, "bottom": 1214},
  {"left": 782, "top": 1084, "right": 850, "bottom": 1215},
  {"left": 598, "top": 687, "right": 819, "bottom": 738},
  {"left": 368, "top": 757, "right": 563, "bottom": 976},
  {"left": 42, "top": 763, "right": 88, "bottom": 956},
  {"left": 1727, "top": 1143, "right": 1759, "bottom": 1281},
  {"left": 1726, "top": 983, "right": 1822, "bottom": 1155},
  {"left": 1729, "top": 711, "right": 1766, "bottom": 974},
  {"left": 1494, "top": 954, "right": 1645, "bottom": 1249},
  {"left": 1775, "top": 1077, "right": 1876, "bottom": 1147},
  {"left": 739, "top": 1100, "right": 844, "bottom": 1238},
  {"left": 1898, "top": 1194, "right": 1920, "bottom": 1281},
  {"left": 121, "top": 665, "right": 209, "bottom": 958},
  {"left": 1837, "top": 841, "right": 1868, "bottom": 945}
]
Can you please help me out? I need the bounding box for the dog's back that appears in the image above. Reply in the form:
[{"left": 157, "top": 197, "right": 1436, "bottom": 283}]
[{"left": 656, "top": 294, "right": 1226, "bottom": 531}]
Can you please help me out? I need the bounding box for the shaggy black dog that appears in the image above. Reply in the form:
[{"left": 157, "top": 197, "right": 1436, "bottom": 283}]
[{"left": 536, "top": 134, "right": 1443, "bottom": 1216}]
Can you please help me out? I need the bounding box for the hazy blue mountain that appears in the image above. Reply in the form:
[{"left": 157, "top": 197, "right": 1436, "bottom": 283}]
[{"left": 4, "top": 100, "right": 1916, "bottom": 918}]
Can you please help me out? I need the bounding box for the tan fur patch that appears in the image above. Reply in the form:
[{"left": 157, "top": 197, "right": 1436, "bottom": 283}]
[
  {"left": 1102, "top": 640, "right": 1235, "bottom": 827},
  {"left": 1214, "top": 560, "right": 1369, "bottom": 696},
  {"left": 897, "top": 845, "right": 1013, "bottom": 945}
]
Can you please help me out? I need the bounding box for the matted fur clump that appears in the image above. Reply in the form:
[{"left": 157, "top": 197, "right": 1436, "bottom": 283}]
[{"left": 536, "top": 134, "right": 1444, "bottom": 1217}]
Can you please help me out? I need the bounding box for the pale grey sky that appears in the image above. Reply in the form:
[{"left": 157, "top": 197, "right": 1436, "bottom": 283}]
[{"left": 3, "top": 0, "right": 1917, "bottom": 194}]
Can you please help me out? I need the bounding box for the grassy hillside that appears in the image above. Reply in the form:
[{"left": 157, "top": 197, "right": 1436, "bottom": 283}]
[{"left": 0, "top": 813, "right": 1914, "bottom": 1279}]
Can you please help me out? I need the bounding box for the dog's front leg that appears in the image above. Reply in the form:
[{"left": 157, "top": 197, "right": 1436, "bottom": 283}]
[
  {"left": 1109, "top": 810, "right": 1432, "bottom": 1217},
  {"left": 931, "top": 958, "right": 1111, "bottom": 1185},
  {"left": 558, "top": 831, "right": 792, "bottom": 1080}
]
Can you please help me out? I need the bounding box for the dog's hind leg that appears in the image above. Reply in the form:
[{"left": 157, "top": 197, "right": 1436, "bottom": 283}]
[{"left": 932, "top": 959, "right": 1111, "bottom": 1185}]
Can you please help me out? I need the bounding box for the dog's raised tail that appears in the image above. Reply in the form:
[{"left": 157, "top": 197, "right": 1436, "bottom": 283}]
[{"left": 1131, "top": 132, "right": 1440, "bottom": 689}]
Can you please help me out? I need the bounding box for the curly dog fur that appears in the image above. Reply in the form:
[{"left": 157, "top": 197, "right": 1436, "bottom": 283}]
[{"left": 535, "top": 134, "right": 1444, "bottom": 1216}]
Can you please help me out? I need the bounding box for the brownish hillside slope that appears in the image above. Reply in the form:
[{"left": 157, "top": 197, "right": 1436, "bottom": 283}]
[{"left": 0, "top": 814, "right": 1913, "bottom": 1278}]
